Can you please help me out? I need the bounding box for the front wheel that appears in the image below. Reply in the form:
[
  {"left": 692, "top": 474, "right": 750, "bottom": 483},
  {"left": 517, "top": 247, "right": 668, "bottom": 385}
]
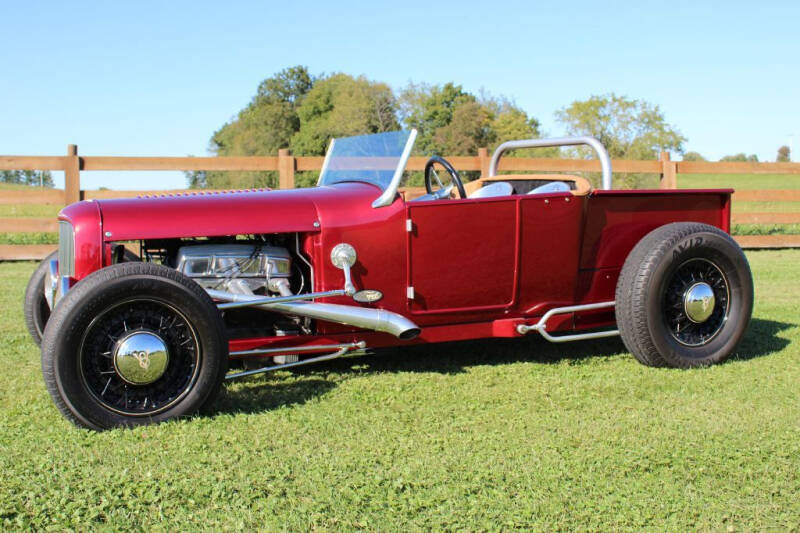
[
  {"left": 41, "top": 262, "right": 228, "bottom": 430},
  {"left": 615, "top": 222, "right": 753, "bottom": 368}
]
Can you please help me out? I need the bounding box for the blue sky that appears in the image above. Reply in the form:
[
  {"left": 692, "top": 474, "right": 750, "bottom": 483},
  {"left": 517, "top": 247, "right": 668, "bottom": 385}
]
[{"left": 1, "top": 0, "right": 798, "bottom": 190}]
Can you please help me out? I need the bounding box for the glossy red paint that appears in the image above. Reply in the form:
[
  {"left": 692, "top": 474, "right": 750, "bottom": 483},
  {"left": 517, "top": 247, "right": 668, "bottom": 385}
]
[
  {"left": 57, "top": 181, "right": 734, "bottom": 354},
  {"left": 579, "top": 190, "right": 731, "bottom": 270},
  {"left": 58, "top": 201, "right": 103, "bottom": 280},
  {"left": 97, "top": 188, "right": 322, "bottom": 242},
  {"left": 408, "top": 197, "right": 519, "bottom": 313}
]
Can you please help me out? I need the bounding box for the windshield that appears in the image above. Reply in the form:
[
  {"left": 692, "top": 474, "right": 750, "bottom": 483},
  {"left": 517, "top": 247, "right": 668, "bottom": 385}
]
[{"left": 318, "top": 130, "right": 416, "bottom": 192}]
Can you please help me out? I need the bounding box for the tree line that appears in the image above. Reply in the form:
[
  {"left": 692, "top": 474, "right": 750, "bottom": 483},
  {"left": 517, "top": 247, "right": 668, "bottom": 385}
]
[
  {"left": 0, "top": 170, "right": 54, "bottom": 188},
  {"left": 187, "top": 66, "right": 691, "bottom": 189}
]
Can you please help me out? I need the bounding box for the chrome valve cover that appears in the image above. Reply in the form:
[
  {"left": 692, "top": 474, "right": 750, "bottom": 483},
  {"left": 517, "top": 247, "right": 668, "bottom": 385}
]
[{"left": 175, "top": 244, "right": 291, "bottom": 292}]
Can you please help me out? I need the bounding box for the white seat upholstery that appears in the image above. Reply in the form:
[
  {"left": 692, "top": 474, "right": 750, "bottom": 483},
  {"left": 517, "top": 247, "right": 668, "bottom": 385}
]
[
  {"left": 527, "top": 181, "right": 571, "bottom": 195},
  {"left": 469, "top": 181, "right": 513, "bottom": 199}
]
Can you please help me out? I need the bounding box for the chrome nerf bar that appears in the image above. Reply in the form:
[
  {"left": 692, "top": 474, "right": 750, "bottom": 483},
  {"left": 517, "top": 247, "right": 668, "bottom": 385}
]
[
  {"left": 226, "top": 341, "right": 367, "bottom": 380},
  {"left": 516, "top": 301, "right": 618, "bottom": 343},
  {"left": 489, "top": 136, "right": 613, "bottom": 190}
]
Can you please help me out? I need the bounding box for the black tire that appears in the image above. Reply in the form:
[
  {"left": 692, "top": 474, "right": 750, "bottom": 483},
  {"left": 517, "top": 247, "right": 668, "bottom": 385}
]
[
  {"left": 615, "top": 222, "right": 753, "bottom": 368},
  {"left": 23, "top": 249, "right": 139, "bottom": 346},
  {"left": 41, "top": 262, "right": 228, "bottom": 430},
  {"left": 23, "top": 251, "right": 57, "bottom": 346}
]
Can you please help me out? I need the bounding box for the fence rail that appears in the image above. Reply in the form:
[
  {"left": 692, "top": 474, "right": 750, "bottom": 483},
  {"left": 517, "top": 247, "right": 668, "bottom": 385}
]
[{"left": 3, "top": 144, "right": 800, "bottom": 260}]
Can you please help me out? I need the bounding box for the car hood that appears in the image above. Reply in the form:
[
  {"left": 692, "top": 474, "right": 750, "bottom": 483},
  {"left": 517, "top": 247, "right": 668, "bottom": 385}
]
[{"left": 97, "top": 185, "right": 375, "bottom": 241}]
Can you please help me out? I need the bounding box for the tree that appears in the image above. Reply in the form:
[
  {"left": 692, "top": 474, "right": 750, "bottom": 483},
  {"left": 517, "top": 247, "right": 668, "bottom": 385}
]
[
  {"left": 777, "top": 145, "right": 791, "bottom": 162},
  {"left": 0, "top": 170, "right": 54, "bottom": 187},
  {"left": 192, "top": 66, "right": 314, "bottom": 189},
  {"left": 555, "top": 93, "right": 686, "bottom": 159},
  {"left": 399, "top": 84, "right": 543, "bottom": 156},
  {"left": 290, "top": 73, "right": 399, "bottom": 156},
  {"left": 720, "top": 153, "right": 759, "bottom": 162},
  {"left": 682, "top": 151, "right": 706, "bottom": 162},
  {"left": 194, "top": 67, "right": 546, "bottom": 188},
  {"left": 399, "top": 82, "right": 476, "bottom": 155}
]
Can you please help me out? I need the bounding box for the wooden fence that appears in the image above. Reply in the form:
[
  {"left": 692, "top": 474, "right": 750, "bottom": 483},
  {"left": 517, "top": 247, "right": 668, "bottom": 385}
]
[{"left": 2, "top": 144, "right": 800, "bottom": 260}]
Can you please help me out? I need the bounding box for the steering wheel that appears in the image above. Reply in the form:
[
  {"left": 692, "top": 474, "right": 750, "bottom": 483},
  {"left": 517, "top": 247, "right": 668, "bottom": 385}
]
[{"left": 424, "top": 156, "right": 467, "bottom": 199}]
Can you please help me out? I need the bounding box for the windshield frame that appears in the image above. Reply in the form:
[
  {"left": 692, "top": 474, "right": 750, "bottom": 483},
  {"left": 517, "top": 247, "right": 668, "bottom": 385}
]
[{"left": 316, "top": 129, "right": 417, "bottom": 208}]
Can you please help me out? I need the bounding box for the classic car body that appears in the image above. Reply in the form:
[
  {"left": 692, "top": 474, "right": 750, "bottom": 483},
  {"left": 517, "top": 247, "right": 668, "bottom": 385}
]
[{"left": 29, "top": 130, "right": 752, "bottom": 429}]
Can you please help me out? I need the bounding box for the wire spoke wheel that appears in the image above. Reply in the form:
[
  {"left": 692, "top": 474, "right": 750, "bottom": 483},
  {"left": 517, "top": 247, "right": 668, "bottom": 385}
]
[
  {"left": 80, "top": 298, "right": 201, "bottom": 416},
  {"left": 663, "top": 258, "right": 730, "bottom": 346},
  {"left": 615, "top": 222, "right": 753, "bottom": 368}
]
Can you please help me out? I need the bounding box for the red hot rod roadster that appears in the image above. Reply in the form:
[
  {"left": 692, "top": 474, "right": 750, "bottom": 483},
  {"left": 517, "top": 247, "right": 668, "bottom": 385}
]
[{"left": 24, "top": 130, "right": 753, "bottom": 430}]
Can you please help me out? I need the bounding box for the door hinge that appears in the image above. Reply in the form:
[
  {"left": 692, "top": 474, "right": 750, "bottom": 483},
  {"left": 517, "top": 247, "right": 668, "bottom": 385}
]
[
  {"left": 406, "top": 218, "right": 413, "bottom": 232},
  {"left": 407, "top": 286, "right": 415, "bottom": 299}
]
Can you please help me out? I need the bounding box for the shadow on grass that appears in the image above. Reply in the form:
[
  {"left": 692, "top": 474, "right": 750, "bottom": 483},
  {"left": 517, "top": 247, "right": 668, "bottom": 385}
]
[
  {"left": 216, "top": 318, "right": 794, "bottom": 415},
  {"left": 730, "top": 317, "right": 795, "bottom": 362},
  {"left": 215, "top": 334, "right": 628, "bottom": 415}
]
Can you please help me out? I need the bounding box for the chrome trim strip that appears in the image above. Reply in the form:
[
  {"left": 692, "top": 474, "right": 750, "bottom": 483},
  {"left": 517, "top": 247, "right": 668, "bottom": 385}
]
[
  {"left": 316, "top": 138, "right": 336, "bottom": 186},
  {"left": 516, "top": 301, "right": 618, "bottom": 342},
  {"left": 489, "top": 136, "right": 613, "bottom": 190},
  {"left": 372, "top": 128, "right": 418, "bottom": 208},
  {"left": 225, "top": 341, "right": 366, "bottom": 380}
]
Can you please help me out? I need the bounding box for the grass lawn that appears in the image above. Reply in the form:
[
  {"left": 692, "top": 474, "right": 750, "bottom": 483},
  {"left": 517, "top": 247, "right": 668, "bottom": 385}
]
[
  {"left": 0, "top": 251, "right": 798, "bottom": 530},
  {"left": 0, "top": 204, "right": 62, "bottom": 218},
  {"left": 678, "top": 173, "right": 800, "bottom": 190},
  {"left": 0, "top": 232, "right": 58, "bottom": 245}
]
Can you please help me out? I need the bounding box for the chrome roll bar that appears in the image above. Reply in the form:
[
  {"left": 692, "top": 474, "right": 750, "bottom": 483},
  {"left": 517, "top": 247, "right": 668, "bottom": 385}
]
[{"left": 489, "top": 136, "right": 613, "bottom": 190}]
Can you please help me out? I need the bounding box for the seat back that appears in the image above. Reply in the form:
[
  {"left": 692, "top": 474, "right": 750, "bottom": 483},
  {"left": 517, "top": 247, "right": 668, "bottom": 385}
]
[
  {"left": 468, "top": 181, "right": 513, "bottom": 199},
  {"left": 527, "top": 181, "right": 570, "bottom": 195}
]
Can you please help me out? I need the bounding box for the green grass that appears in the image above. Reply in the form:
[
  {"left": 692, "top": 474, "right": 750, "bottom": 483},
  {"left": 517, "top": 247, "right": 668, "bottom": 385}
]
[
  {"left": 0, "top": 204, "right": 62, "bottom": 217},
  {"left": 733, "top": 224, "right": 800, "bottom": 235},
  {"left": 0, "top": 183, "right": 50, "bottom": 191},
  {"left": 679, "top": 173, "right": 800, "bottom": 190},
  {"left": 1, "top": 251, "right": 799, "bottom": 530},
  {"left": 0, "top": 232, "right": 58, "bottom": 245},
  {"left": 735, "top": 201, "right": 800, "bottom": 213}
]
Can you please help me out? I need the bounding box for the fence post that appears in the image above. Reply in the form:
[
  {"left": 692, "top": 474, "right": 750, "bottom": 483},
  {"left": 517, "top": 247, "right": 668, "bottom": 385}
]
[
  {"left": 478, "top": 147, "right": 490, "bottom": 178},
  {"left": 65, "top": 144, "right": 81, "bottom": 204},
  {"left": 660, "top": 151, "right": 677, "bottom": 189},
  {"left": 278, "top": 149, "right": 295, "bottom": 189}
]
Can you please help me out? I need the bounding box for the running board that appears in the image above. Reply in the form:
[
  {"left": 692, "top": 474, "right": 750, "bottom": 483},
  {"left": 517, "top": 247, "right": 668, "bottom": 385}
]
[
  {"left": 516, "top": 301, "right": 618, "bottom": 343},
  {"left": 225, "top": 341, "right": 367, "bottom": 380}
]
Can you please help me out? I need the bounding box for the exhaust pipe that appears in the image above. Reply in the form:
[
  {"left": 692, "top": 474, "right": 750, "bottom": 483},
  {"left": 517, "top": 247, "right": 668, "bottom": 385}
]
[{"left": 206, "top": 283, "right": 421, "bottom": 340}]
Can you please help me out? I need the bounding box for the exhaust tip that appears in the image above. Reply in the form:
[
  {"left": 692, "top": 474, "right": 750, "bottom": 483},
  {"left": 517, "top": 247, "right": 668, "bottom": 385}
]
[{"left": 398, "top": 328, "right": 421, "bottom": 341}]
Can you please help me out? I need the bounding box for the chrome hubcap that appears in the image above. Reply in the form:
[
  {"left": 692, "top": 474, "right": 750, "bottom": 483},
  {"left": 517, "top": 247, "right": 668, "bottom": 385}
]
[
  {"left": 113, "top": 331, "right": 169, "bottom": 385},
  {"left": 683, "top": 282, "right": 716, "bottom": 323}
]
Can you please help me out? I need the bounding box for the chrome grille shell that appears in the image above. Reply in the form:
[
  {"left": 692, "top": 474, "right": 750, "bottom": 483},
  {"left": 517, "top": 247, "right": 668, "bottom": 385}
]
[{"left": 58, "top": 221, "right": 75, "bottom": 277}]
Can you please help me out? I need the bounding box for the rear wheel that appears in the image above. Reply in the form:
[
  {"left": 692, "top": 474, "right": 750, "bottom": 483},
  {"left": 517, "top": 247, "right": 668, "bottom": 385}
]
[
  {"left": 41, "top": 262, "right": 228, "bottom": 430},
  {"left": 615, "top": 222, "right": 753, "bottom": 368},
  {"left": 24, "top": 249, "right": 138, "bottom": 345},
  {"left": 23, "top": 251, "right": 57, "bottom": 346}
]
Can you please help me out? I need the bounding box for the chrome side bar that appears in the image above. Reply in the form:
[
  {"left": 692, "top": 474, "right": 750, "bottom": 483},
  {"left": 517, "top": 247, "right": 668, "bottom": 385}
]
[
  {"left": 216, "top": 289, "right": 346, "bottom": 310},
  {"left": 489, "top": 136, "right": 613, "bottom": 190},
  {"left": 226, "top": 341, "right": 366, "bottom": 380},
  {"left": 516, "top": 301, "right": 618, "bottom": 343}
]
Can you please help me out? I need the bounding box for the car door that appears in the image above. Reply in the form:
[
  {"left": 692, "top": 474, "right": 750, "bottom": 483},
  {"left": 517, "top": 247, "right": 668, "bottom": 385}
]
[{"left": 406, "top": 197, "right": 519, "bottom": 319}]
